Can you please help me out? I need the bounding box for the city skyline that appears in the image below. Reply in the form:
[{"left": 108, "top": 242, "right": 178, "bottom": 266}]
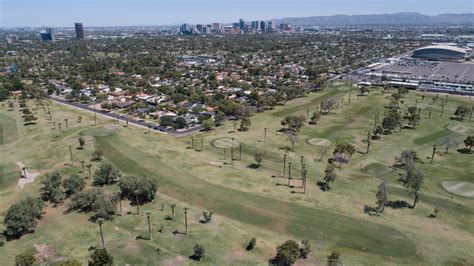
[{"left": 1, "top": 0, "right": 473, "bottom": 28}]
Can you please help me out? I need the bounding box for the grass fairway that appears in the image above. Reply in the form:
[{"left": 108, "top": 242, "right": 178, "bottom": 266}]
[
  {"left": 1, "top": 86, "right": 473, "bottom": 265},
  {"left": 96, "top": 133, "right": 417, "bottom": 258},
  {"left": 0, "top": 113, "right": 18, "bottom": 145}
]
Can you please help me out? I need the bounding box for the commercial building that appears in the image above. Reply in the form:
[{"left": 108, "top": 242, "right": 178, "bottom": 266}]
[
  {"left": 412, "top": 45, "right": 468, "bottom": 61},
  {"left": 75, "top": 23, "right": 85, "bottom": 39},
  {"left": 40, "top": 27, "right": 54, "bottom": 42}
]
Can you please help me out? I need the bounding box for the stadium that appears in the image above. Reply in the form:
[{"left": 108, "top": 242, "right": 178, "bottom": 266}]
[{"left": 412, "top": 45, "right": 468, "bottom": 61}]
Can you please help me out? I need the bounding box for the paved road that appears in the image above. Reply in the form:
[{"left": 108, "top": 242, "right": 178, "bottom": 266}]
[{"left": 49, "top": 97, "right": 204, "bottom": 137}]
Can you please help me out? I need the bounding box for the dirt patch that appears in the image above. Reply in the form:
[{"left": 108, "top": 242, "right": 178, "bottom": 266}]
[
  {"left": 34, "top": 244, "right": 66, "bottom": 264},
  {"left": 442, "top": 181, "right": 474, "bottom": 198},
  {"left": 306, "top": 138, "right": 331, "bottom": 147},
  {"left": 15, "top": 162, "right": 40, "bottom": 188},
  {"left": 162, "top": 255, "right": 186, "bottom": 266},
  {"left": 225, "top": 250, "right": 245, "bottom": 262}
]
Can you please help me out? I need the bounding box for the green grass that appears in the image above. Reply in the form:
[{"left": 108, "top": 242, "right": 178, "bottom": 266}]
[
  {"left": 0, "top": 163, "right": 19, "bottom": 189},
  {"left": 1, "top": 87, "right": 473, "bottom": 265},
  {"left": 96, "top": 133, "right": 417, "bottom": 258},
  {"left": 413, "top": 125, "right": 451, "bottom": 145},
  {"left": 0, "top": 113, "right": 19, "bottom": 145}
]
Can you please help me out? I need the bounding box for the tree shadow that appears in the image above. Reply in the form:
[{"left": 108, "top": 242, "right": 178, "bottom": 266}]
[
  {"left": 386, "top": 200, "right": 410, "bottom": 209},
  {"left": 316, "top": 181, "right": 330, "bottom": 191},
  {"left": 457, "top": 148, "right": 472, "bottom": 154},
  {"left": 247, "top": 163, "right": 260, "bottom": 169}
]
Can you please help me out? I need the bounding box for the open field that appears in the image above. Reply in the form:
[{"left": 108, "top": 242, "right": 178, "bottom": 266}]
[{"left": 1, "top": 85, "right": 473, "bottom": 265}]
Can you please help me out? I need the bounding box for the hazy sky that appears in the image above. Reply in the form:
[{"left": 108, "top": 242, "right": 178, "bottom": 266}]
[{"left": 1, "top": 0, "right": 473, "bottom": 27}]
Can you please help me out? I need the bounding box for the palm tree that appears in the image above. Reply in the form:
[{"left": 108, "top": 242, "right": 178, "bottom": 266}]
[
  {"left": 146, "top": 211, "right": 152, "bottom": 240},
  {"left": 184, "top": 207, "right": 189, "bottom": 235},
  {"left": 86, "top": 164, "right": 92, "bottom": 179},
  {"left": 97, "top": 218, "right": 105, "bottom": 248},
  {"left": 80, "top": 160, "right": 85, "bottom": 173},
  {"left": 135, "top": 189, "right": 140, "bottom": 215},
  {"left": 323, "top": 164, "right": 337, "bottom": 190},
  {"left": 170, "top": 204, "right": 176, "bottom": 220},
  {"left": 64, "top": 118, "right": 69, "bottom": 129},
  {"left": 68, "top": 145, "right": 74, "bottom": 165}
]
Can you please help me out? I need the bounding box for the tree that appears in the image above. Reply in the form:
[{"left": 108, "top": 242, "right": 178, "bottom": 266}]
[
  {"left": 240, "top": 116, "right": 251, "bottom": 131},
  {"left": 441, "top": 138, "right": 459, "bottom": 154},
  {"left": 404, "top": 167, "right": 424, "bottom": 208},
  {"left": 78, "top": 137, "right": 86, "bottom": 149},
  {"left": 271, "top": 240, "right": 300, "bottom": 265},
  {"left": 246, "top": 238, "right": 257, "bottom": 251},
  {"left": 373, "top": 125, "right": 384, "bottom": 139},
  {"left": 254, "top": 150, "right": 264, "bottom": 167},
  {"left": 286, "top": 130, "right": 299, "bottom": 147},
  {"left": 376, "top": 181, "right": 388, "bottom": 212},
  {"left": 309, "top": 111, "right": 321, "bottom": 125},
  {"left": 299, "top": 240, "right": 311, "bottom": 259},
  {"left": 40, "top": 171, "right": 64, "bottom": 204},
  {"left": 281, "top": 115, "right": 306, "bottom": 131},
  {"left": 395, "top": 149, "right": 418, "bottom": 168},
  {"left": 88, "top": 249, "right": 113, "bottom": 266},
  {"left": 405, "top": 106, "right": 420, "bottom": 128},
  {"left": 4, "top": 197, "right": 45, "bottom": 238},
  {"left": 69, "top": 188, "right": 116, "bottom": 220},
  {"left": 214, "top": 111, "right": 226, "bottom": 126},
  {"left": 322, "top": 164, "right": 337, "bottom": 191},
  {"left": 327, "top": 251, "right": 342, "bottom": 266},
  {"left": 332, "top": 143, "right": 356, "bottom": 167},
  {"left": 382, "top": 109, "right": 401, "bottom": 133},
  {"left": 91, "top": 150, "right": 104, "bottom": 161},
  {"left": 118, "top": 176, "right": 158, "bottom": 204},
  {"left": 93, "top": 164, "right": 121, "bottom": 186},
  {"left": 320, "top": 99, "right": 338, "bottom": 114},
  {"left": 15, "top": 251, "right": 35, "bottom": 266},
  {"left": 174, "top": 117, "right": 187, "bottom": 129},
  {"left": 454, "top": 106, "right": 470, "bottom": 121},
  {"left": 202, "top": 211, "right": 213, "bottom": 223},
  {"left": 192, "top": 244, "right": 206, "bottom": 261},
  {"left": 63, "top": 174, "right": 85, "bottom": 196},
  {"left": 464, "top": 136, "right": 474, "bottom": 152},
  {"left": 202, "top": 119, "right": 215, "bottom": 131}
]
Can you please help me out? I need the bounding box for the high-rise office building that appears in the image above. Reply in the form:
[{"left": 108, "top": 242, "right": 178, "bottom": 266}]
[
  {"left": 75, "top": 23, "right": 85, "bottom": 39},
  {"left": 239, "top": 19, "right": 245, "bottom": 31},
  {"left": 260, "top": 21, "right": 266, "bottom": 32},
  {"left": 196, "top": 24, "right": 204, "bottom": 32},
  {"left": 267, "top": 21, "right": 274, "bottom": 32},
  {"left": 180, "top": 23, "right": 192, "bottom": 35},
  {"left": 212, "top": 22, "right": 221, "bottom": 32},
  {"left": 40, "top": 27, "right": 54, "bottom": 41},
  {"left": 251, "top": 21, "right": 260, "bottom": 30}
]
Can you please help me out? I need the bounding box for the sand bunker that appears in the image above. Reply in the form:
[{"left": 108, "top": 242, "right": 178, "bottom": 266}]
[
  {"left": 441, "top": 181, "right": 474, "bottom": 198},
  {"left": 306, "top": 138, "right": 332, "bottom": 147},
  {"left": 15, "top": 162, "right": 40, "bottom": 188},
  {"left": 212, "top": 138, "right": 241, "bottom": 149},
  {"left": 447, "top": 124, "right": 472, "bottom": 134}
]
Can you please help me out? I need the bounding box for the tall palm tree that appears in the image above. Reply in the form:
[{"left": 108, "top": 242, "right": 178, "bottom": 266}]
[
  {"left": 146, "top": 211, "right": 152, "bottom": 240},
  {"left": 184, "top": 207, "right": 189, "bottom": 235},
  {"left": 97, "top": 218, "right": 105, "bottom": 248}
]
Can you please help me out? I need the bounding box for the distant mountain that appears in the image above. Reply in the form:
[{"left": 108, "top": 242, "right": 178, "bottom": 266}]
[{"left": 271, "top": 12, "right": 474, "bottom": 26}]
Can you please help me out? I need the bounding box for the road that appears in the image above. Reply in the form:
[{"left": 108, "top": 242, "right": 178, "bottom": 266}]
[{"left": 49, "top": 97, "right": 204, "bottom": 137}]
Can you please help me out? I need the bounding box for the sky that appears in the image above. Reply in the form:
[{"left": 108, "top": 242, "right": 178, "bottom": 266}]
[{"left": 1, "top": 0, "right": 473, "bottom": 27}]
